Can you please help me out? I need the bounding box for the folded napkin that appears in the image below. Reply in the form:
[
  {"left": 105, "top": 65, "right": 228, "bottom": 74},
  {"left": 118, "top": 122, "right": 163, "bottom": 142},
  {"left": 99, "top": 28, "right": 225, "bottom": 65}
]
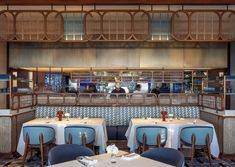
[
  {"left": 121, "top": 153, "right": 140, "bottom": 160},
  {"left": 77, "top": 156, "right": 98, "bottom": 166}
]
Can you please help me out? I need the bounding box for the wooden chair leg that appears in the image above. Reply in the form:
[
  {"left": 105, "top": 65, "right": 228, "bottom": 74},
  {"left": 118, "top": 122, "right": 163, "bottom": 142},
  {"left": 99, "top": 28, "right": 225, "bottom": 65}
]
[
  {"left": 142, "top": 133, "right": 147, "bottom": 153},
  {"left": 206, "top": 134, "right": 212, "bottom": 167},
  {"left": 39, "top": 134, "right": 44, "bottom": 166},
  {"left": 156, "top": 134, "right": 161, "bottom": 147},
  {"left": 68, "top": 133, "right": 72, "bottom": 144},
  {"left": 180, "top": 143, "right": 183, "bottom": 152},
  {"left": 82, "top": 134, "right": 87, "bottom": 147},
  {"left": 23, "top": 133, "right": 29, "bottom": 163},
  {"left": 191, "top": 134, "right": 195, "bottom": 167},
  {"left": 138, "top": 145, "right": 141, "bottom": 154}
]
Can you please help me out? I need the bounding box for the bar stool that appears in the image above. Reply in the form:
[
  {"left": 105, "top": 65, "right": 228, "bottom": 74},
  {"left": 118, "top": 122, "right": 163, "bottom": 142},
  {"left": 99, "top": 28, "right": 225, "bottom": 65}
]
[{"left": 23, "top": 126, "right": 55, "bottom": 166}]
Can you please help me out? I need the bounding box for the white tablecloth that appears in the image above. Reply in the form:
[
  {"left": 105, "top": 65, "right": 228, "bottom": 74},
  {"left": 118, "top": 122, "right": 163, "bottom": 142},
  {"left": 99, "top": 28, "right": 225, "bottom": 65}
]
[
  {"left": 125, "top": 118, "right": 220, "bottom": 157},
  {"left": 49, "top": 150, "right": 173, "bottom": 167},
  {"left": 17, "top": 118, "right": 108, "bottom": 155}
]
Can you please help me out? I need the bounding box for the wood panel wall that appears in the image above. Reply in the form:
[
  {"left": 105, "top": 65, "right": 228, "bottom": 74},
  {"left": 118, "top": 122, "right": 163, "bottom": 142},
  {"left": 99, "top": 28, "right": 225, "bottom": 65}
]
[
  {"left": 0, "top": 110, "right": 35, "bottom": 153},
  {"left": 0, "top": 42, "right": 7, "bottom": 109},
  {"left": 9, "top": 42, "right": 227, "bottom": 69}
]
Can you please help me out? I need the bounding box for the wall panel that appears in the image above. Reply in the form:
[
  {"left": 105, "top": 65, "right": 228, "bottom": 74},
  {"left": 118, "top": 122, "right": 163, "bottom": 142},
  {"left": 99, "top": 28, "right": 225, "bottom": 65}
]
[{"left": 9, "top": 42, "right": 227, "bottom": 69}]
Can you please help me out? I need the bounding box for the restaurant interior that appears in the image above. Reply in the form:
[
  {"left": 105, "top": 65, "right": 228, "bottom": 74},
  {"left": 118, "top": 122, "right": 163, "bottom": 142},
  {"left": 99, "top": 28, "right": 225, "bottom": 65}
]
[{"left": 0, "top": 0, "right": 235, "bottom": 166}]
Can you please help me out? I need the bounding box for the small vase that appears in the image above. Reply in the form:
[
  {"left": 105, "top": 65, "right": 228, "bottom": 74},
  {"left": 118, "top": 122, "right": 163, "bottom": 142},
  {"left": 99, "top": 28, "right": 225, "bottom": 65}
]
[
  {"left": 58, "top": 115, "right": 62, "bottom": 121},
  {"left": 161, "top": 111, "right": 167, "bottom": 121}
]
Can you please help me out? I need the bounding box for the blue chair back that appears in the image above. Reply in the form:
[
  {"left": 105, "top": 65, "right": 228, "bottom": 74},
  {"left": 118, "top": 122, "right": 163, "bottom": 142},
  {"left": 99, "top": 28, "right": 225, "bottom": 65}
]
[
  {"left": 64, "top": 126, "right": 95, "bottom": 145},
  {"left": 48, "top": 144, "right": 95, "bottom": 165},
  {"left": 141, "top": 147, "right": 184, "bottom": 167},
  {"left": 23, "top": 126, "right": 55, "bottom": 145},
  {"left": 180, "top": 126, "right": 213, "bottom": 146},
  {"left": 136, "top": 126, "right": 167, "bottom": 146}
]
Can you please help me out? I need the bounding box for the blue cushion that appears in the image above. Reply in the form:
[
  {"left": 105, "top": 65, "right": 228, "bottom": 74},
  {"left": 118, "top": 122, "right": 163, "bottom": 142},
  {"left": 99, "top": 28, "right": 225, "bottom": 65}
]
[
  {"left": 117, "top": 126, "right": 128, "bottom": 140},
  {"left": 141, "top": 147, "right": 184, "bottom": 167},
  {"left": 48, "top": 144, "right": 95, "bottom": 165},
  {"left": 107, "top": 126, "right": 117, "bottom": 140}
]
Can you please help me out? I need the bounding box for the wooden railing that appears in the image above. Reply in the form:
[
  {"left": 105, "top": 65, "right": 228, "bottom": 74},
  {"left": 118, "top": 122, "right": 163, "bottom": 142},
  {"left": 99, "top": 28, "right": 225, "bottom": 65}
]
[
  {"left": 10, "top": 93, "right": 199, "bottom": 111},
  {"left": 10, "top": 92, "right": 225, "bottom": 112},
  {"left": 198, "top": 94, "right": 225, "bottom": 111},
  {"left": 11, "top": 93, "right": 37, "bottom": 112}
]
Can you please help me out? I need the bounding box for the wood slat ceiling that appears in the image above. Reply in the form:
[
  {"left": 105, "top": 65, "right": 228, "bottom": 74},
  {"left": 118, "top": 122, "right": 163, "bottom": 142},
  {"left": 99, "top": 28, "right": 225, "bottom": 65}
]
[{"left": 1, "top": 0, "right": 235, "bottom": 5}]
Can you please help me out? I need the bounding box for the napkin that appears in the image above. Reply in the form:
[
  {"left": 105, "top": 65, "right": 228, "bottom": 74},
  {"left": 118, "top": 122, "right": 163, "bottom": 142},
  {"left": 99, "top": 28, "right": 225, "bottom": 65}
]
[
  {"left": 77, "top": 156, "right": 97, "bottom": 166},
  {"left": 121, "top": 153, "right": 140, "bottom": 160}
]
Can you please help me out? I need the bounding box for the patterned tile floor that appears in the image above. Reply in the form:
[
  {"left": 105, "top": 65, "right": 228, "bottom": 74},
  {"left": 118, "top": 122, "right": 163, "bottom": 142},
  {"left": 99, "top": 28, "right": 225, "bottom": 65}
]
[{"left": 1, "top": 145, "right": 235, "bottom": 167}]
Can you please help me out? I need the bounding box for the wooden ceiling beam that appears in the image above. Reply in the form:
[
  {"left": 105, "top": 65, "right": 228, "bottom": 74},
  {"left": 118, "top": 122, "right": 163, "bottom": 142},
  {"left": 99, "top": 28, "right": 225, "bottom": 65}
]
[{"left": 1, "top": 0, "right": 235, "bottom": 5}]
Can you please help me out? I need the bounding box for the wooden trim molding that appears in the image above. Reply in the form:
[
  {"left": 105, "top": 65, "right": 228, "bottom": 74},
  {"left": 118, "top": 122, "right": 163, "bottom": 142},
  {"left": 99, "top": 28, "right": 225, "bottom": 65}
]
[{"left": 1, "top": 0, "right": 235, "bottom": 5}]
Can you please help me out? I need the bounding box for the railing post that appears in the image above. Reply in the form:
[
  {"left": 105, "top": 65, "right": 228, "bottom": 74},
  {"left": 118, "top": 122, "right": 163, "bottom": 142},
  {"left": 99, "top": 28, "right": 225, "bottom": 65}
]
[
  {"left": 47, "top": 94, "right": 49, "bottom": 105},
  {"left": 63, "top": 93, "right": 65, "bottom": 104},
  {"left": 35, "top": 93, "right": 38, "bottom": 106},
  {"left": 215, "top": 95, "right": 218, "bottom": 111},
  {"left": 17, "top": 95, "right": 20, "bottom": 113},
  {"left": 11, "top": 95, "right": 14, "bottom": 110}
]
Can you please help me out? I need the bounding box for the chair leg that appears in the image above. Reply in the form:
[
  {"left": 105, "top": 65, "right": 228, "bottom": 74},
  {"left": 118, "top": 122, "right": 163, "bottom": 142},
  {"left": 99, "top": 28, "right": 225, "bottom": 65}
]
[
  {"left": 138, "top": 145, "right": 141, "bottom": 154},
  {"left": 82, "top": 134, "right": 86, "bottom": 147},
  {"left": 39, "top": 134, "right": 44, "bottom": 166},
  {"left": 142, "top": 133, "right": 147, "bottom": 153},
  {"left": 206, "top": 134, "right": 212, "bottom": 167},
  {"left": 191, "top": 134, "right": 195, "bottom": 167},
  {"left": 180, "top": 143, "right": 183, "bottom": 152},
  {"left": 156, "top": 134, "right": 161, "bottom": 147},
  {"left": 23, "top": 133, "right": 29, "bottom": 163},
  {"left": 68, "top": 133, "right": 72, "bottom": 144}
]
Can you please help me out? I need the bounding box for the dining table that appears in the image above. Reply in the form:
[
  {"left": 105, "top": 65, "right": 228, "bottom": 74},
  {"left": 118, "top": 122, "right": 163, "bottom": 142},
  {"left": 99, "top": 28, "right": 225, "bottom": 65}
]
[
  {"left": 49, "top": 150, "right": 174, "bottom": 167},
  {"left": 17, "top": 118, "right": 108, "bottom": 155},
  {"left": 125, "top": 118, "right": 220, "bottom": 157}
]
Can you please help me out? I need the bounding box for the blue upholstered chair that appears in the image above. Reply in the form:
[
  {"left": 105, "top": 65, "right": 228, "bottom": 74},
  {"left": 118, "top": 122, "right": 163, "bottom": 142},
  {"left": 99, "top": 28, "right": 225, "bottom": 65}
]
[
  {"left": 48, "top": 144, "right": 95, "bottom": 165},
  {"left": 141, "top": 147, "right": 184, "bottom": 167},
  {"left": 136, "top": 126, "right": 167, "bottom": 153},
  {"left": 23, "top": 126, "right": 55, "bottom": 165},
  {"left": 180, "top": 126, "right": 213, "bottom": 166},
  {"left": 64, "top": 126, "right": 95, "bottom": 150}
]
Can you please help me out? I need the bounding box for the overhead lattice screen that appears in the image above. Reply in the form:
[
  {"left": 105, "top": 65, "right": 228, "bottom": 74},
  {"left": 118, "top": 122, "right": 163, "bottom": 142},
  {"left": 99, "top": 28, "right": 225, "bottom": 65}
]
[
  {"left": 172, "top": 11, "right": 189, "bottom": 40},
  {"left": 15, "top": 12, "right": 45, "bottom": 41},
  {"left": 85, "top": 11, "right": 101, "bottom": 40},
  {"left": 103, "top": 12, "right": 132, "bottom": 40},
  {"left": 150, "top": 12, "right": 172, "bottom": 41},
  {"left": 0, "top": 12, "right": 14, "bottom": 40},
  {"left": 46, "top": 12, "right": 63, "bottom": 41},
  {"left": 1, "top": 9, "right": 235, "bottom": 42},
  {"left": 133, "top": 11, "right": 150, "bottom": 40},
  {"left": 221, "top": 11, "right": 235, "bottom": 40},
  {"left": 62, "top": 12, "right": 84, "bottom": 41},
  {"left": 190, "top": 12, "right": 219, "bottom": 40}
]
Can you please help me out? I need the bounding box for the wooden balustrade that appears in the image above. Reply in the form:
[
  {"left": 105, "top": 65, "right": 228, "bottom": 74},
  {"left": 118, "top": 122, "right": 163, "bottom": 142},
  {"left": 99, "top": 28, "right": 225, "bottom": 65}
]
[
  {"left": 198, "top": 94, "right": 224, "bottom": 111},
  {"left": 10, "top": 93, "right": 224, "bottom": 112}
]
